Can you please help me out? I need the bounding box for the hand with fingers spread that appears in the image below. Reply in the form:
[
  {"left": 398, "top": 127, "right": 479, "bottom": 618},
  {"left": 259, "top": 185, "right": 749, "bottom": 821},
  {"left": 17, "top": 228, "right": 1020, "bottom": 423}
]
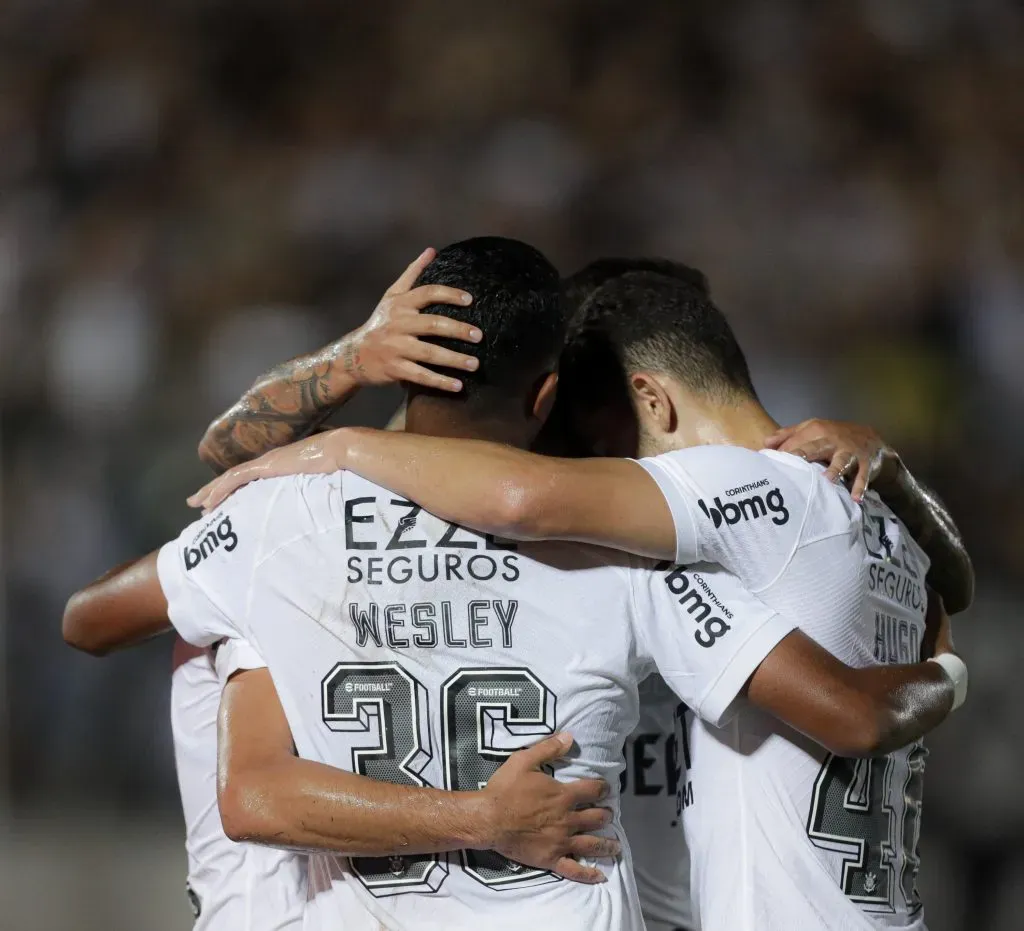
[
  {"left": 764, "top": 418, "right": 900, "bottom": 502},
  {"left": 480, "top": 733, "right": 617, "bottom": 884},
  {"left": 196, "top": 248, "right": 482, "bottom": 472},
  {"left": 340, "top": 247, "right": 482, "bottom": 394}
]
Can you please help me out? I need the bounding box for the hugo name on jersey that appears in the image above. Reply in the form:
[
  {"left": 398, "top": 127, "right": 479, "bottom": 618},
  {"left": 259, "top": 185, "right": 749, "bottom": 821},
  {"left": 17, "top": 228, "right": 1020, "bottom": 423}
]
[
  {"left": 157, "top": 471, "right": 796, "bottom": 931},
  {"left": 639, "top": 446, "right": 933, "bottom": 931}
]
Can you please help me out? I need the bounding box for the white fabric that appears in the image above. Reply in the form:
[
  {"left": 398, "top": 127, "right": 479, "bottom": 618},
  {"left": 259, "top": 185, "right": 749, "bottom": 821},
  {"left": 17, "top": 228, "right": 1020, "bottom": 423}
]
[
  {"left": 638, "top": 446, "right": 933, "bottom": 931},
  {"left": 170, "top": 637, "right": 305, "bottom": 931},
  {"left": 156, "top": 472, "right": 794, "bottom": 931},
  {"left": 620, "top": 676, "right": 694, "bottom": 931}
]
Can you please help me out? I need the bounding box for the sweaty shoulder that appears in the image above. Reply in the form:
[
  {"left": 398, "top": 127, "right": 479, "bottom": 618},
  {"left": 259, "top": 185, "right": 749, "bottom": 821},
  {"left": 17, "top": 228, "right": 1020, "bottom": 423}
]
[{"left": 635, "top": 446, "right": 835, "bottom": 591}]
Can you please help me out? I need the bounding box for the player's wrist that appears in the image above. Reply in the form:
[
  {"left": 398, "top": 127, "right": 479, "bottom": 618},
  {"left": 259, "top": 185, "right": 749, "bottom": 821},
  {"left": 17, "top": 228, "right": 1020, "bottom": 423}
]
[
  {"left": 927, "top": 652, "right": 968, "bottom": 711},
  {"left": 452, "top": 790, "right": 501, "bottom": 851}
]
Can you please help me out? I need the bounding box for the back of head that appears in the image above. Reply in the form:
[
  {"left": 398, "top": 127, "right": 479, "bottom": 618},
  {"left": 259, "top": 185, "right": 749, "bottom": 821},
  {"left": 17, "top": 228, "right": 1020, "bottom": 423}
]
[
  {"left": 562, "top": 256, "right": 710, "bottom": 320},
  {"left": 567, "top": 270, "right": 758, "bottom": 407},
  {"left": 409, "top": 237, "right": 564, "bottom": 414}
]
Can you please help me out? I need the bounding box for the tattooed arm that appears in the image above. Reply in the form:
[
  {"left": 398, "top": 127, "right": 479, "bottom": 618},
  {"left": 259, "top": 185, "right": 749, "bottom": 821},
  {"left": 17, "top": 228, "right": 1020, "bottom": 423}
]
[
  {"left": 198, "top": 249, "right": 483, "bottom": 473},
  {"left": 767, "top": 419, "right": 974, "bottom": 614},
  {"left": 198, "top": 342, "right": 357, "bottom": 473}
]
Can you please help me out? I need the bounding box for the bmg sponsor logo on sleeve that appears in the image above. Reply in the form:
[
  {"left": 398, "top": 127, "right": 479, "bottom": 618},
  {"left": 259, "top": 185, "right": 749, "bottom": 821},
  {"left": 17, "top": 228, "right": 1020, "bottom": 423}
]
[
  {"left": 183, "top": 515, "right": 238, "bottom": 571},
  {"left": 697, "top": 480, "right": 790, "bottom": 529},
  {"left": 661, "top": 565, "right": 733, "bottom": 647}
]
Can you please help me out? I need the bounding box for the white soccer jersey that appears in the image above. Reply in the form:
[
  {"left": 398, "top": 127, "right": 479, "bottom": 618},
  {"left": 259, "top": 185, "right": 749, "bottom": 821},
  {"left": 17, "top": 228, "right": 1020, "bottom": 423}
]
[
  {"left": 638, "top": 446, "right": 933, "bottom": 931},
  {"left": 620, "top": 675, "right": 693, "bottom": 931},
  {"left": 170, "top": 637, "right": 306, "bottom": 930},
  {"left": 156, "top": 471, "right": 796, "bottom": 931}
]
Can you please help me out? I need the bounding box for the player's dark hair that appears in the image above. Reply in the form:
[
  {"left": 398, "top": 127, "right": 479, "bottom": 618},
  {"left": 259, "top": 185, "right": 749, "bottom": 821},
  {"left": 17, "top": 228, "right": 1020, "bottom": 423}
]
[
  {"left": 569, "top": 271, "right": 758, "bottom": 405},
  {"left": 562, "top": 257, "right": 710, "bottom": 318},
  {"left": 408, "top": 236, "right": 564, "bottom": 411}
]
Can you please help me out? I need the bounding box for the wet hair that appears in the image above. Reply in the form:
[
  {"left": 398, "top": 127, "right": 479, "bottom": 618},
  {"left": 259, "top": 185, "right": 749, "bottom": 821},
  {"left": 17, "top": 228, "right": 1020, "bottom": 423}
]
[
  {"left": 408, "top": 236, "right": 564, "bottom": 411},
  {"left": 569, "top": 271, "right": 757, "bottom": 405}
]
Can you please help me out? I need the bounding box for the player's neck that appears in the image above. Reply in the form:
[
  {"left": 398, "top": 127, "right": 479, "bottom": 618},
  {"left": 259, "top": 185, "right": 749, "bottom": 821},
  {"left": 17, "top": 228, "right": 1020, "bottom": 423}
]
[
  {"left": 404, "top": 399, "right": 533, "bottom": 449},
  {"left": 644, "top": 395, "right": 780, "bottom": 455}
]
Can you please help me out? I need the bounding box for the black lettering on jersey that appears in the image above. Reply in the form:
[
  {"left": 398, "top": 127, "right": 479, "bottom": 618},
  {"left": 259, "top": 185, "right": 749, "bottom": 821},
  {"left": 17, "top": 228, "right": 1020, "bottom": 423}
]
[
  {"left": 468, "top": 601, "right": 492, "bottom": 648},
  {"left": 347, "top": 555, "right": 364, "bottom": 583},
  {"left": 385, "top": 604, "right": 410, "bottom": 648},
  {"left": 633, "top": 734, "right": 662, "bottom": 795},
  {"left": 183, "top": 515, "right": 238, "bottom": 571},
  {"left": 386, "top": 500, "right": 427, "bottom": 550},
  {"left": 441, "top": 601, "right": 467, "bottom": 647},
  {"left": 345, "top": 497, "right": 377, "bottom": 550},
  {"left": 438, "top": 521, "right": 478, "bottom": 549},
  {"left": 365, "top": 556, "right": 384, "bottom": 586},
  {"left": 500, "top": 555, "right": 520, "bottom": 583},
  {"left": 444, "top": 553, "right": 464, "bottom": 580},
  {"left": 350, "top": 603, "right": 382, "bottom": 647},
  {"left": 665, "top": 730, "right": 681, "bottom": 799},
  {"left": 493, "top": 600, "right": 518, "bottom": 648},
  {"left": 411, "top": 603, "right": 438, "bottom": 648}
]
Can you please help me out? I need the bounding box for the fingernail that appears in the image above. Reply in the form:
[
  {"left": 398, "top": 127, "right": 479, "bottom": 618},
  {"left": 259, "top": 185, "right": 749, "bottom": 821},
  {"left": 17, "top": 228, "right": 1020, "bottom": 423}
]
[
  {"left": 419, "top": 247, "right": 433, "bottom": 261},
  {"left": 465, "top": 358, "right": 479, "bottom": 370},
  {"left": 450, "top": 379, "right": 463, "bottom": 391},
  {"left": 469, "top": 328, "right": 483, "bottom": 341},
  {"left": 461, "top": 292, "right": 472, "bottom": 305}
]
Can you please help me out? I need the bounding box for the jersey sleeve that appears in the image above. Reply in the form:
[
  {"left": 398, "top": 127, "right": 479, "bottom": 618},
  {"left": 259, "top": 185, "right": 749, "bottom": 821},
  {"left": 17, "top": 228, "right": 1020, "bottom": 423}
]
[
  {"left": 214, "top": 637, "right": 267, "bottom": 684},
  {"left": 156, "top": 481, "right": 284, "bottom": 647},
  {"left": 630, "top": 560, "right": 797, "bottom": 727},
  {"left": 634, "top": 446, "right": 810, "bottom": 590}
]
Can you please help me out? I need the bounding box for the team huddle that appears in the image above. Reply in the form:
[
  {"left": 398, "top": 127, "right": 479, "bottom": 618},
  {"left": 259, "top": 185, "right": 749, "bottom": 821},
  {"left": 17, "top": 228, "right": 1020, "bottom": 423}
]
[{"left": 64, "top": 238, "right": 972, "bottom": 930}]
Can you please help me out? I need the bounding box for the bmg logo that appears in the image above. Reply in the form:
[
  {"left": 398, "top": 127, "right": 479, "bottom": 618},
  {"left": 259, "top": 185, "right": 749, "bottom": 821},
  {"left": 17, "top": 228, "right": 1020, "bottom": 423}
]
[
  {"left": 663, "top": 566, "right": 733, "bottom": 648},
  {"left": 697, "top": 487, "right": 789, "bottom": 529},
  {"left": 183, "top": 515, "right": 238, "bottom": 571}
]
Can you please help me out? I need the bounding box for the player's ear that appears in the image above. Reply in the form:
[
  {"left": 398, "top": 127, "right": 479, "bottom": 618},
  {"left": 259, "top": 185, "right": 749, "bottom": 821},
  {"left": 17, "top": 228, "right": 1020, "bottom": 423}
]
[
  {"left": 630, "top": 371, "right": 675, "bottom": 435},
  {"left": 530, "top": 371, "right": 559, "bottom": 424}
]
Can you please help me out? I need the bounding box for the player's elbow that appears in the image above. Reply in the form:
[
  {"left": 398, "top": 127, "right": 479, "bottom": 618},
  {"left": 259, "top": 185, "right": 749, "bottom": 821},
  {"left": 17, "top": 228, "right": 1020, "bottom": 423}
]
[
  {"left": 218, "top": 772, "right": 278, "bottom": 844},
  {"left": 489, "top": 469, "right": 563, "bottom": 541},
  {"left": 62, "top": 592, "right": 111, "bottom": 656},
  {"left": 935, "top": 553, "right": 975, "bottom": 616},
  {"left": 197, "top": 431, "right": 229, "bottom": 476}
]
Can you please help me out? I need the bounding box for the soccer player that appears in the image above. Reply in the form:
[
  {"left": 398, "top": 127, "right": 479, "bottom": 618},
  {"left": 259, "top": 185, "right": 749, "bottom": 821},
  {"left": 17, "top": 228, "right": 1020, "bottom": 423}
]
[
  {"left": 63, "top": 254, "right": 611, "bottom": 931},
  {"left": 194, "top": 268, "right": 970, "bottom": 931},
  {"left": 198, "top": 254, "right": 971, "bottom": 931},
  {"left": 194, "top": 253, "right": 969, "bottom": 931}
]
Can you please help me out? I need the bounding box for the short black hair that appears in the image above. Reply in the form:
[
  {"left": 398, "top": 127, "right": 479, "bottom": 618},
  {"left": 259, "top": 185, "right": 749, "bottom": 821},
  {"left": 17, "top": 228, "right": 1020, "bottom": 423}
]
[
  {"left": 571, "top": 271, "right": 757, "bottom": 404},
  {"left": 410, "top": 236, "right": 564, "bottom": 409},
  {"left": 562, "top": 256, "right": 710, "bottom": 318}
]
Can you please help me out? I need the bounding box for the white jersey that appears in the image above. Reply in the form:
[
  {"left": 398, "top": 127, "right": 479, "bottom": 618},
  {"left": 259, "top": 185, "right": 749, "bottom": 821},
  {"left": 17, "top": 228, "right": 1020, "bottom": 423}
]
[
  {"left": 620, "top": 676, "right": 693, "bottom": 931},
  {"left": 156, "top": 471, "right": 797, "bottom": 931},
  {"left": 170, "top": 637, "right": 306, "bottom": 930},
  {"left": 638, "top": 446, "right": 933, "bottom": 931}
]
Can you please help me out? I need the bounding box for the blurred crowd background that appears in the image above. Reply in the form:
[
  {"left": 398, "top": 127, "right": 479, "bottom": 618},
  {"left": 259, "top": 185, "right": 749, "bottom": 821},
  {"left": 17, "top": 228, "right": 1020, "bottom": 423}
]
[{"left": 2, "top": 1, "right": 1022, "bottom": 928}]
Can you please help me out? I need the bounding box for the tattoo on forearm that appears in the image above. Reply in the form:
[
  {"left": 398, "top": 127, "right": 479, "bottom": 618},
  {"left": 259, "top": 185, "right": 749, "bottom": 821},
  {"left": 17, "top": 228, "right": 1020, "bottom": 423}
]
[
  {"left": 200, "top": 353, "right": 346, "bottom": 473},
  {"left": 341, "top": 339, "right": 367, "bottom": 381}
]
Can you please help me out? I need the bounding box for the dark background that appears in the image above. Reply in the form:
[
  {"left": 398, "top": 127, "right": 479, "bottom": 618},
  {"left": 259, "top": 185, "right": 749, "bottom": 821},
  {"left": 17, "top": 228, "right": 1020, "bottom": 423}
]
[{"left": 2, "top": 1, "right": 1022, "bottom": 928}]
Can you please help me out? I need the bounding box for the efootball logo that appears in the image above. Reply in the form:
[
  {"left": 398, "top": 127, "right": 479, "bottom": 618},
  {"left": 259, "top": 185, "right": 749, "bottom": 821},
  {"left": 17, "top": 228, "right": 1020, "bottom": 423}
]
[
  {"left": 183, "top": 515, "right": 238, "bottom": 571},
  {"left": 697, "top": 485, "right": 790, "bottom": 528}
]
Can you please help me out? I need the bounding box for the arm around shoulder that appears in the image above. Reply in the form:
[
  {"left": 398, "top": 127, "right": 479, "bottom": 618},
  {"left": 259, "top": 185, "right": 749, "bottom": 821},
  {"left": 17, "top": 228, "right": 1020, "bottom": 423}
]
[{"left": 746, "top": 628, "right": 956, "bottom": 758}]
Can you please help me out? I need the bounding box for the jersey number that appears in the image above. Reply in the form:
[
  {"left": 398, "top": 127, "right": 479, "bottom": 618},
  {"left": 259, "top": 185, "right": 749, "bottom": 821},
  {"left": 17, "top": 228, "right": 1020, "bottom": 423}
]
[
  {"left": 322, "top": 662, "right": 559, "bottom": 897},
  {"left": 806, "top": 746, "right": 926, "bottom": 914}
]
